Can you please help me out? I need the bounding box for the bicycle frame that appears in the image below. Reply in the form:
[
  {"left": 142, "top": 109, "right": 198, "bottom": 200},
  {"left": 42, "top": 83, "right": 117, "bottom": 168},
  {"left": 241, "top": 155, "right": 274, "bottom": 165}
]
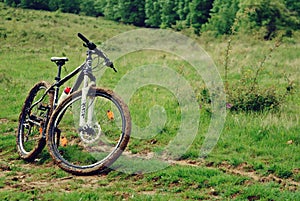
[{"left": 29, "top": 49, "right": 102, "bottom": 137}]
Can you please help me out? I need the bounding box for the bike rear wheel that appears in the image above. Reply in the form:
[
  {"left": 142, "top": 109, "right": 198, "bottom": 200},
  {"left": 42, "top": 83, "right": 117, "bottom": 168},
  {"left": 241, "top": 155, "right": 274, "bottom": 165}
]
[
  {"left": 47, "top": 87, "right": 131, "bottom": 175},
  {"left": 17, "top": 81, "right": 53, "bottom": 161}
]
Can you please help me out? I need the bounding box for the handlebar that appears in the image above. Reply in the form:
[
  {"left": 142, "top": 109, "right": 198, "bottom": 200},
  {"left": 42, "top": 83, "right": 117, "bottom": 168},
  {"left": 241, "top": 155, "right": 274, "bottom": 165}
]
[
  {"left": 77, "top": 33, "right": 97, "bottom": 50},
  {"left": 77, "top": 33, "right": 117, "bottom": 72}
]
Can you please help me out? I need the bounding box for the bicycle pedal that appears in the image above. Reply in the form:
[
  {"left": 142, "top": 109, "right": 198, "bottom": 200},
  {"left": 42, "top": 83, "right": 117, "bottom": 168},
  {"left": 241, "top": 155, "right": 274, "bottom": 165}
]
[
  {"left": 29, "top": 114, "right": 43, "bottom": 123},
  {"left": 38, "top": 103, "right": 50, "bottom": 111}
]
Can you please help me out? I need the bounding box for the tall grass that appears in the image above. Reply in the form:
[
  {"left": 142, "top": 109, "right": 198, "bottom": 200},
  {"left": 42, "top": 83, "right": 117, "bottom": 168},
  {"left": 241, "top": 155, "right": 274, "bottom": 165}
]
[{"left": 0, "top": 3, "right": 299, "bottom": 200}]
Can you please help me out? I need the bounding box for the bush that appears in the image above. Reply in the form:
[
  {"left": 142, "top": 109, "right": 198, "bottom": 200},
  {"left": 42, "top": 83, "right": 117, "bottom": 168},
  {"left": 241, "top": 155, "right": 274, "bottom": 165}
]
[
  {"left": 228, "top": 86, "right": 281, "bottom": 112},
  {"left": 224, "top": 33, "right": 294, "bottom": 112}
]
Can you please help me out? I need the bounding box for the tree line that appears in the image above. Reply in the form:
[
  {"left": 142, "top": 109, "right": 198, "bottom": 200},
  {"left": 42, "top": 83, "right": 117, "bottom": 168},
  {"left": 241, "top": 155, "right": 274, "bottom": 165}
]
[{"left": 3, "top": 0, "right": 300, "bottom": 39}]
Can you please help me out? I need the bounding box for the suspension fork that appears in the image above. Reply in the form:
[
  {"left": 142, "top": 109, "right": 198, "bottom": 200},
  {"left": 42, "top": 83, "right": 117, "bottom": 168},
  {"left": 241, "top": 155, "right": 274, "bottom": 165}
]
[
  {"left": 79, "top": 75, "right": 96, "bottom": 128},
  {"left": 79, "top": 50, "right": 96, "bottom": 130}
]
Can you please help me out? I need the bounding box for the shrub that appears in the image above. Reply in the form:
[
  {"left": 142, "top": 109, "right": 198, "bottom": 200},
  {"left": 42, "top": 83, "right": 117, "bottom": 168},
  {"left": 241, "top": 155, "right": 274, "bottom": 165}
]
[
  {"left": 224, "top": 29, "right": 294, "bottom": 112},
  {"left": 228, "top": 86, "right": 281, "bottom": 112}
]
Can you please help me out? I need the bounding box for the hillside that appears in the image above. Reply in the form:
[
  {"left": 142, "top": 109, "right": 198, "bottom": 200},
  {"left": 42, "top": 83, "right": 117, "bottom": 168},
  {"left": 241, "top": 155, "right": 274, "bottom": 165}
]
[{"left": 0, "top": 3, "right": 299, "bottom": 200}]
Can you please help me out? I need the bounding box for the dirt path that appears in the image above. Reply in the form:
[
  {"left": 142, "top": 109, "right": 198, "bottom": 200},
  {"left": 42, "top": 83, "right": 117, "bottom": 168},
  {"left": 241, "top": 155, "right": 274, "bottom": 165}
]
[
  {"left": 0, "top": 162, "right": 105, "bottom": 193},
  {"left": 1, "top": 157, "right": 299, "bottom": 194},
  {"left": 170, "top": 159, "right": 299, "bottom": 192}
]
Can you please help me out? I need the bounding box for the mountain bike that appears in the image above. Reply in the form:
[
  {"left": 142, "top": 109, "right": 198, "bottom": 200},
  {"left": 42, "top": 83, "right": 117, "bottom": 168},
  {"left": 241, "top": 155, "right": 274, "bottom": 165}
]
[{"left": 17, "top": 33, "right": 131, "bottom": 175}]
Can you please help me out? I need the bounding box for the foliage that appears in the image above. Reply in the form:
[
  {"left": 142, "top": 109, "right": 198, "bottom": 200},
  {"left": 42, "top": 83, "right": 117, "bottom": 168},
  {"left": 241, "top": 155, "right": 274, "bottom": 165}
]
[
  {"left": 20, "top": 0, "right": 49, "bottom": 10},
  {"left": 239, "top": 0, "right": 300, "bottom": 39},
  {"left": 59, "top": 0, "right": 81, "bottom": 14},
  {"left": 103, "top": 0, "right": 120, "bottom": 21},
  {"left": 144, "top": 0, "right": 161, "bottom": 27},
  {"left": 3, "top": 0, "right": 300, "bottom": 37},
  {"left": 118, "top": 0, "right": 145, "bottom": 26},
  {"left": 79, "top": 0, "right": 98, "bottom": 16},
  {"left": 224, "top": 33, "right": 295, "bottom": 112},
  {"left": 176, "top": 0, "right": 190, "bottom": 21},
  {"left": 187, "top": 0, "right": 213, "bottom": 35},
  {"left": 160, "top": 0, "right": 180, "bottom": 28},
  {"left": 93, "top": 0, "right": 107, "bottom": 16},
  {"left": 202, "top": 0, "right": 240, "bottom": 35},
  {"left": 228, "top": 85, "right": 282, "bottom": 112},
  {"left": 286, "top": 0, "right": 300, "bottom": 19}
]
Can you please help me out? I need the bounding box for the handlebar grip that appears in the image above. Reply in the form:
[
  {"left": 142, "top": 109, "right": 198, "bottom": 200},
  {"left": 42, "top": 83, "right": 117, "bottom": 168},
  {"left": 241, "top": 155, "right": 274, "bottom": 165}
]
[
  {"left": 110, "top": 63, "right": 117, "bottom": 72},
  {"left": 77, "top": 33, "right": 90, "bottom": 44},
  {"left": 78, "top": 33, "right": 97, "bottom": 50}
]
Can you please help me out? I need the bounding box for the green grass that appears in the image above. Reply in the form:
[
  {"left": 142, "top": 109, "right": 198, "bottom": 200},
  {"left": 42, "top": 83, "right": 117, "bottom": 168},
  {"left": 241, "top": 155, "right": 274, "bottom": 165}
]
[
  {"left": 0, "top": 3, "right": 299, "bottom": 200},
  {"left": 207, "top": 112, "right": 300, "bottom": 177}
]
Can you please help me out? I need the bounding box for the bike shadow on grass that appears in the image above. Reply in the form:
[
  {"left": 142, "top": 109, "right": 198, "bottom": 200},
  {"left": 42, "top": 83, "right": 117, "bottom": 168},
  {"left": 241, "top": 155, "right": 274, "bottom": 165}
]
[{"left": 25, "top": 150, "right": 116, "bottom": 175}]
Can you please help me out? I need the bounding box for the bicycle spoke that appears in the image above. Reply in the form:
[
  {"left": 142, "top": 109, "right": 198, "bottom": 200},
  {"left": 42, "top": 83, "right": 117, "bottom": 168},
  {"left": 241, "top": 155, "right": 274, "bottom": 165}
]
[{"left": 47, "top": 88, "right": 131, "bottom": 175}]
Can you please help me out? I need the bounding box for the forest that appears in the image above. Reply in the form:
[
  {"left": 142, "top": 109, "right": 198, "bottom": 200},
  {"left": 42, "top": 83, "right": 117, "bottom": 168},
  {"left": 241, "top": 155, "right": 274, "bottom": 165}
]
[{"left": 2, "top": 0, "right": 300, "bottom": 38}]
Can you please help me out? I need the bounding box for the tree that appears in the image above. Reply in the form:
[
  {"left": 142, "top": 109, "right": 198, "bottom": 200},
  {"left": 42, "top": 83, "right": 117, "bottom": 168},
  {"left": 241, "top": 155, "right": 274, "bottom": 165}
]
[
  {"left": 285, "top": 0, "right": 300, "bottom": 29},
  {"left": 80, "top": 0, "right": 97, "bottom": 16},
  {"left": 160, "top": 0, "right": 179, "bottom": 28},
  {"left": 145, "top": 0, "right": 162, "bottom": 27},
  {"left": 48, "top": 0, "right": 59, "bottom": 11},
  {"left": 285, "top": 0, "right": 300, "bottom": 16},
  {"left": 4, "top": 0, "right": 21, "bottom": 7},
  {"left": 94, "top": 0, "right": 107, "bottom": 16},
  {"left": 240, "top": 0, "right": 300, "bottom": 39},
  {"left": 203, "top": 0, "right": 240, "bottom": 35},
  {"left": 118, "top": 0, "right": 145, "bottom": 26},
  {"left": 104, "top": 0, "right": 121, "bottom": 21},
  {"left": 187, "top": 0, "right": 214, "bottom": 35},
  {"left": 59, "top": 0, "right": 80, "bottom": 14},
  {"left": 20, "top": 0, "right": 49, "bottom": 10},
  {"left": 177, "top": 0, "right": 191, "bottom": 21}
]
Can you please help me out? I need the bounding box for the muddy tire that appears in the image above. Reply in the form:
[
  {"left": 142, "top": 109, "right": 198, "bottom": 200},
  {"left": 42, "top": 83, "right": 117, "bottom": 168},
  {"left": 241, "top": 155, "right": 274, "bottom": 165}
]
[
  {"left": 47, "top": 87, "right": 131, "bottom": 175},
  {"left": 17, "top": 81, "right": 53, "bottom": 161}
]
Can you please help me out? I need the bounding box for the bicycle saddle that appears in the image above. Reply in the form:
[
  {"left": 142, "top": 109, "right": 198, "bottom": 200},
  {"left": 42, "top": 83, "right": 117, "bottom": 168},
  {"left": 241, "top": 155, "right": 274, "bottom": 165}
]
[{"left": 51, "top": 57, "right": 69, "bottom": 62}]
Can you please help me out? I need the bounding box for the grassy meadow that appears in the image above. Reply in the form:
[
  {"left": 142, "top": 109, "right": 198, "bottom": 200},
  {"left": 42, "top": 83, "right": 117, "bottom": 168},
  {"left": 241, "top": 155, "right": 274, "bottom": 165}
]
[{"left": 0, "top": 3, "right": 299, "bottom": 200}]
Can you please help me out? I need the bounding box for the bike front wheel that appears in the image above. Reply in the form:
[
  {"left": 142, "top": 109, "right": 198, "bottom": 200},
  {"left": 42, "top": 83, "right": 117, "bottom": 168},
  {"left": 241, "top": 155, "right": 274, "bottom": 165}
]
[
  {"left": 47, "top": 87, "right": 131, "bottom": 175},
  {"left": 17, "top": 81, "right": 54, "bottom": 161}
]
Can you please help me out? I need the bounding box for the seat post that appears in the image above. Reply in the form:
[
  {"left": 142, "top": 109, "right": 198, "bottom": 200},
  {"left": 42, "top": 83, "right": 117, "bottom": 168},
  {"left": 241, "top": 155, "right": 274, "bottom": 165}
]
[
  {"left": 55, "top": 61, "right": 65, "bottom": 83},
  {"left": 50, "top": 57, "right": 68, "bottom": 108},
  {"left": 51, "top": 57, "right": 69, "bottom": 83}
]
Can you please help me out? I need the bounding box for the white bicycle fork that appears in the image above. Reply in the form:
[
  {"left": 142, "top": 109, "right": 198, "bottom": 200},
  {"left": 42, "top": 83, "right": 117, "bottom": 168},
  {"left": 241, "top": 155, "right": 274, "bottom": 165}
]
[{"left": 78, "top": 67, "right": 101, "bottom": 143}]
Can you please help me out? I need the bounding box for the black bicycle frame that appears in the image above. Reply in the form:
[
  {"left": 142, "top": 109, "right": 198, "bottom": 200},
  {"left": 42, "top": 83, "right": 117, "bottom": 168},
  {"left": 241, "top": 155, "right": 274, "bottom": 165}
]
[{"left": 29, "top": 60, "right": 96, "bottom": 112}]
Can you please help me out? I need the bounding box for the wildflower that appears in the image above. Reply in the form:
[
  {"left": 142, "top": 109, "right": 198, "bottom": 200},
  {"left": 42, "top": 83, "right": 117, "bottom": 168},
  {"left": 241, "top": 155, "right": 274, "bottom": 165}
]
[{"left": 226, "top": 103, "right": 233, "bottom": 109}]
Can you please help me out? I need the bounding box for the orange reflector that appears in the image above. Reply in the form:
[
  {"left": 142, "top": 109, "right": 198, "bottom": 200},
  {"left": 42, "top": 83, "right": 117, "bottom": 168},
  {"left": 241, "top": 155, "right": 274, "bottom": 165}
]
[
  {"left": 60, "top": 136, "right": 68, "bottom": 147},
  {"left": 39, "top": 127, "right": 43, "bottom": 135},
  {"left": 107, "top": 110, "right": 114, "bottom": 120}
]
